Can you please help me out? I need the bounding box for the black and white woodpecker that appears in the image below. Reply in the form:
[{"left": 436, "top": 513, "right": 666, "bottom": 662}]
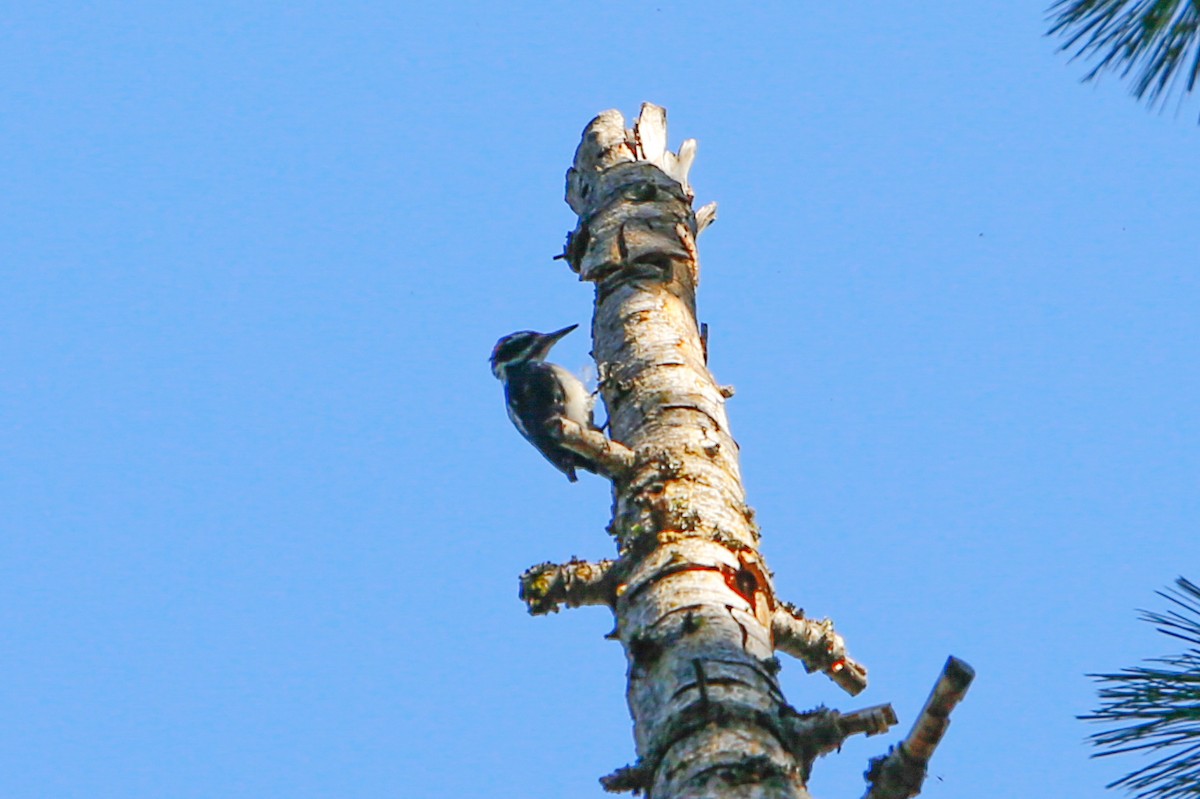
[{"left": 490, "top": 324, "right": 598, "bottom": 482}]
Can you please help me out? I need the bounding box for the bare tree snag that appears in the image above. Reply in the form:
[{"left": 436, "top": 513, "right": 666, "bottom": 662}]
[{"left": 515, "top": 103, "right": 972, "bottom": 799}]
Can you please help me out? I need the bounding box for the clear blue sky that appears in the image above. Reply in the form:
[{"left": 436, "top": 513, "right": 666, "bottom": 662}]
[{"left": 3, "top": 3, "right": 1197, "bottom": 798}]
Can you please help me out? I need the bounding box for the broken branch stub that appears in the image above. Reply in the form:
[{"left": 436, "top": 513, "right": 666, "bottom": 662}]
[
  {"left": 550, "top": 417, "right": 635, "bottom": 480},
  {"left": 772, "top": 601, "right": 869, "bottom": 696},
  {"left": 520, "top": 559, "right": 618, "bottom": 615},
  {"left": 863, "top": 656, "right": 975, "bottom": 799}
]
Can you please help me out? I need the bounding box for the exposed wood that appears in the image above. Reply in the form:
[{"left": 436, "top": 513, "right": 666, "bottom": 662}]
[{"left": 696, "top": 201, "right": 718, "bottom": 235}]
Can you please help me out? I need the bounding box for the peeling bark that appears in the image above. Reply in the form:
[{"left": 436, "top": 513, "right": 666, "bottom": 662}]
[{"left": 514, "top": 104, "right": 971, "bottom": 799}]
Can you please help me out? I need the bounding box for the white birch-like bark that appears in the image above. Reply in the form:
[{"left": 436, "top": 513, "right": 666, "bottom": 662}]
[
  {"left": 518, "top": 104, "right": 972, "bottom": 799},
  {"left": 553, "top": 104, "right": 880, "bottom": 799}
]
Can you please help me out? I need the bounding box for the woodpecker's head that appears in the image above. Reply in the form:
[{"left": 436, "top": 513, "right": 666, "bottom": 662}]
[{"left": 490, "top": 324, "right": 578, "bottom": 379}]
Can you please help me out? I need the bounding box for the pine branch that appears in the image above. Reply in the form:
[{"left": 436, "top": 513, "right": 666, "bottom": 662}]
[
  {"left": 1047, "top": 0, "right": 1200, "bottom": 118},
  {"left": 1081, "top": 577, "right": 1200, "bottom": 799}
]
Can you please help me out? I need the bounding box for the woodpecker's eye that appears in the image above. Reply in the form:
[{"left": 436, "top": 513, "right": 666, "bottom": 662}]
[{"left": 491, "top": 333, "right": 536, "bottom": 365}]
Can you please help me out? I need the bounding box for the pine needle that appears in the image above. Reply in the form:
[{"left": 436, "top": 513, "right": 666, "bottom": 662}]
[
  {"left": 1081, "top": 578, "right": 1200, "bottom": 799},
  {"left": 1048, "top": 0, "right": 1200, "bottom": 119}
]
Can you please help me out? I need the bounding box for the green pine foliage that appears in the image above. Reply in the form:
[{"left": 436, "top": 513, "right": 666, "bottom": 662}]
[
  {"left": 1082, "top": 577, "right": 1200, "bottom": 799},
  {"left": 1048, "top": 0, "right": 1200, "bottom": 116}
]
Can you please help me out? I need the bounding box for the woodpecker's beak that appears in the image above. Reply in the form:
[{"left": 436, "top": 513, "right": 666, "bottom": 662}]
[
  {"left": 535, "top": 324, "right": 578, "bottom": 359},
  {"left": 545, "top": 324, "right": 578, "bottom": 343}
]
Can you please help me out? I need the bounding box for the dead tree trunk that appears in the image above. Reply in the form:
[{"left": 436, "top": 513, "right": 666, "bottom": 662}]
[{"left": 517, "top": 104, "right": 971, "bottom": 799}]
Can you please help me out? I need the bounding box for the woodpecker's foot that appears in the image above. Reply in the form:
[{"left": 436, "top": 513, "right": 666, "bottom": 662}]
[
  {"left": 772, "top": 601, "right": 868, "bottom": 696},
  {"left": 519, "top": 558, "right": 618, "bottom": 615},
  {"left": 551, "top": 417, "right": 635, "bottom": 479}
]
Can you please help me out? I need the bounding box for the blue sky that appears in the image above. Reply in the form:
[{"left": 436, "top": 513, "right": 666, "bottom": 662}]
[{"left": 3, "top": 2, "right": 1198, "bottom": 797}]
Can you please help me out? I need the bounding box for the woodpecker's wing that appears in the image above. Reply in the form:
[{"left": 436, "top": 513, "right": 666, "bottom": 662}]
[
  {"left": 503, "top": 363, "right": 595, "bottom": 481},
  {"left": 543, "top": 363, "right": 594, "bottom": 430}
]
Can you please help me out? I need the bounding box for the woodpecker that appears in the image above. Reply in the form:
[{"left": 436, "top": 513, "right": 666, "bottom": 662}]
[{"left": 490, "top": 324, "right": 598, "bottom": 482}]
